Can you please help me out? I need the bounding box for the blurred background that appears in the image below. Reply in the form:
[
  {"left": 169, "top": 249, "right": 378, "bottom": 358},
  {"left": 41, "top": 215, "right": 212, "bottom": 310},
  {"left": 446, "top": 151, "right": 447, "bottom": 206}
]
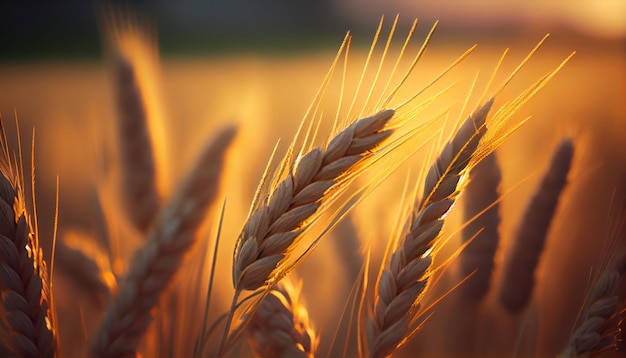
[
  {"left": 1, "top": 0, "right": 625, "bottom": 60},
  {"left": 0, "top": 1, "right": 624, "bottom": 357}
]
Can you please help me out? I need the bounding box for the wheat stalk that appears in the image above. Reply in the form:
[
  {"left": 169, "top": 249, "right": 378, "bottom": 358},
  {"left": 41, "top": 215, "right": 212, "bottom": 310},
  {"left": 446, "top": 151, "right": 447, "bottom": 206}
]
[
  {"left": 0, "top": 124, "right": 56, "bottom": 357},
  {"left": 499, "top": 138, "right": 574, "bottom": 313},
  {"left": 247, "top": 278, "right": 316, "bottom": 358},
  {"left": 90, "top": 125, "right": 236, "bottom": 357},
  {"left": 233, "top": 109, "right": 395, "bottom": 292},
  {"left": 368, "top": 99, "right": 494, "bottom": 358}
]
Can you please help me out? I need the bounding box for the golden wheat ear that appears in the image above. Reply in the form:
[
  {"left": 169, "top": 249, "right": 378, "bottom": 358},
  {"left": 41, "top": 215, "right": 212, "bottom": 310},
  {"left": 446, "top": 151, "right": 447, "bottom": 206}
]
[
  {"left": 215, "top": 109, "right": 397, "bottom": 357},
  {"left": 0, "top": 119, "right": 57, "bottom": 357},
  {"left": 499, "top": 139, "right": 574, "bottom": 314},
  {"left": 233, "top": 108, "right": 396, "bottom": 292},
  {"left": 368, "top": 99, "right": 494, "bottom": 358},
  {"left": 90, "top": 126, "right": 236, "bottom": 357}
]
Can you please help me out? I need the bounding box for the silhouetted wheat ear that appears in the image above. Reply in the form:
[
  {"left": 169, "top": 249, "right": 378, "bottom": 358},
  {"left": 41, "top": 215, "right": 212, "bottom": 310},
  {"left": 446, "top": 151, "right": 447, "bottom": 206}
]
[
  {"left": 458, "top": 152, "right": 502, "bottom": 302},
  {"left": 114, "top": 56, "right": 161, "bottom": 233},
  {"left": 499, "top": 139, "right": 574, "bottom": 314},
  {"left": 233, "top": 109, "right": 395, "bottom": 292},
  {"left": 369, "top": 99, "right": 493, "bottom": 358},
  {"left": 90, "top": 126, "right": 236, "bottom": 358},
  {"left": 247, "top": 279, "right": 316, "bottom": 358},
  {"left": 0, "top": 141, "right": 56, "bottom": 356}
]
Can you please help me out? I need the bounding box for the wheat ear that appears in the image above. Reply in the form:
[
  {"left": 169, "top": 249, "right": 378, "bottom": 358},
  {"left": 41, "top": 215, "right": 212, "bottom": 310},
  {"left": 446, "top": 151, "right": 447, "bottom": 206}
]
[
  {"left": 90, "top": 126, "right": 236, "bottom": 357},
  {"left": 561, "top": 196, "right": 625, "bottom": 357},
  {"left": 369, "top": 99, "right": 494, "bottom": 358},
  {"left": 103, "top": 6, "right": 171, "bottom": 233},
  {"left": 561, "top": 262, "right": 623, "bottom": 356},
  {"left": 247, "top": 278, "right": 316, "bottom": 358},
  {"left": 499, "top": 139, "right": 574, "bottom": 313},
  {"left": 233, "top": 109, "right": 395, "bottom": 292},
  {"left": 114, "top": 56, "right": 161, "bottom": 233},
  {"left": 0, "top": 129, "right": 56, "bottom": 357},
  {"left": 458, "top": 151, "right": 502, "bottom": 302}
]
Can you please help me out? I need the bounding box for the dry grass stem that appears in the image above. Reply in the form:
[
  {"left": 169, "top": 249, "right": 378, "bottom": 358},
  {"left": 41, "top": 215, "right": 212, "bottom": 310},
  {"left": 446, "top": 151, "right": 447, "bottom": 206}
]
[
  {"left": 247, "top": 279, "right": 316, "bottom": 358},
  {"left": 90, "top": 126, "right": 237, "bottom": 357},
  {"left": 369, "top": 99, "right": 494, "bottom": 358},
  {"left": 499, "top": 139, "right": 574, "bottom": 313},
  {"left": 0, "top": 127, "right": 56, "bottom": 357},
  {"left": 458, "top": 152, "right": 502, "bottom": 302},
  {"left": 233, "top": 109, "right": 395, "bottom": 292},
  {"left": 114, "top": 57, "right": 161, "bottom": 233}
]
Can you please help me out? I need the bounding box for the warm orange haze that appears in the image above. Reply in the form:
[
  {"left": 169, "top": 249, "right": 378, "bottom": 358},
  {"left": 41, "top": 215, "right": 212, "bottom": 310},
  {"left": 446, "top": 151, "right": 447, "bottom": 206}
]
[{"left": 0, "top": 2, "right": 624, "bottom": 357}]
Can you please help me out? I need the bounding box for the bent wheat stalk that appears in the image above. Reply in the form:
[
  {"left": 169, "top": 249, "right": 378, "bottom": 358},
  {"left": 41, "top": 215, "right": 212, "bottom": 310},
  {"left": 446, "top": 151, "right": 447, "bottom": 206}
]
[
  {"left": 90, "top": 126, "right": 236, "bottom": 357},
  {"left": 0, "top": 124, "right": 56, "bottom": 357},
  {"left": 369, "top": 99, "right": 493, "bottom": 358},
  {"left": 247, "top": 278, "right": 316, "bottom": 358}
]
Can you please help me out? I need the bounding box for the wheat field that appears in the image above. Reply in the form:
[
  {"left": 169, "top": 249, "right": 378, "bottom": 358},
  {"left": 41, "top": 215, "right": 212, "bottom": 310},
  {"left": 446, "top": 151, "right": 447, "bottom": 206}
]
[{"left": 0, "top": 8, "right": 625, "bottom": 358}]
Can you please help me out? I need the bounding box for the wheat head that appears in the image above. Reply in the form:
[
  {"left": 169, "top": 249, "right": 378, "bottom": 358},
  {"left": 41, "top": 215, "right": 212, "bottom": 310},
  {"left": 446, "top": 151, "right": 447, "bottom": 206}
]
[
  {"left": 0, "top": 125, "right": 57, "bottom": 357},
  {"left": 114, "top": 57, "right": 161, "bottom": 233},
  {"left": 233, "top": 109, "right": 395, "bottom": 292},
  {"left": 499, "top": 138, "right": 574, "bottom": 313},
  {"left": 247, "top": 278, "right": 316, "bottom": 358},
  {"left": 90, "top": 126, "right": 236, "bottom": 357},
  {"left": 368, "top": 99, "right": 494, "bottom": 358}
]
